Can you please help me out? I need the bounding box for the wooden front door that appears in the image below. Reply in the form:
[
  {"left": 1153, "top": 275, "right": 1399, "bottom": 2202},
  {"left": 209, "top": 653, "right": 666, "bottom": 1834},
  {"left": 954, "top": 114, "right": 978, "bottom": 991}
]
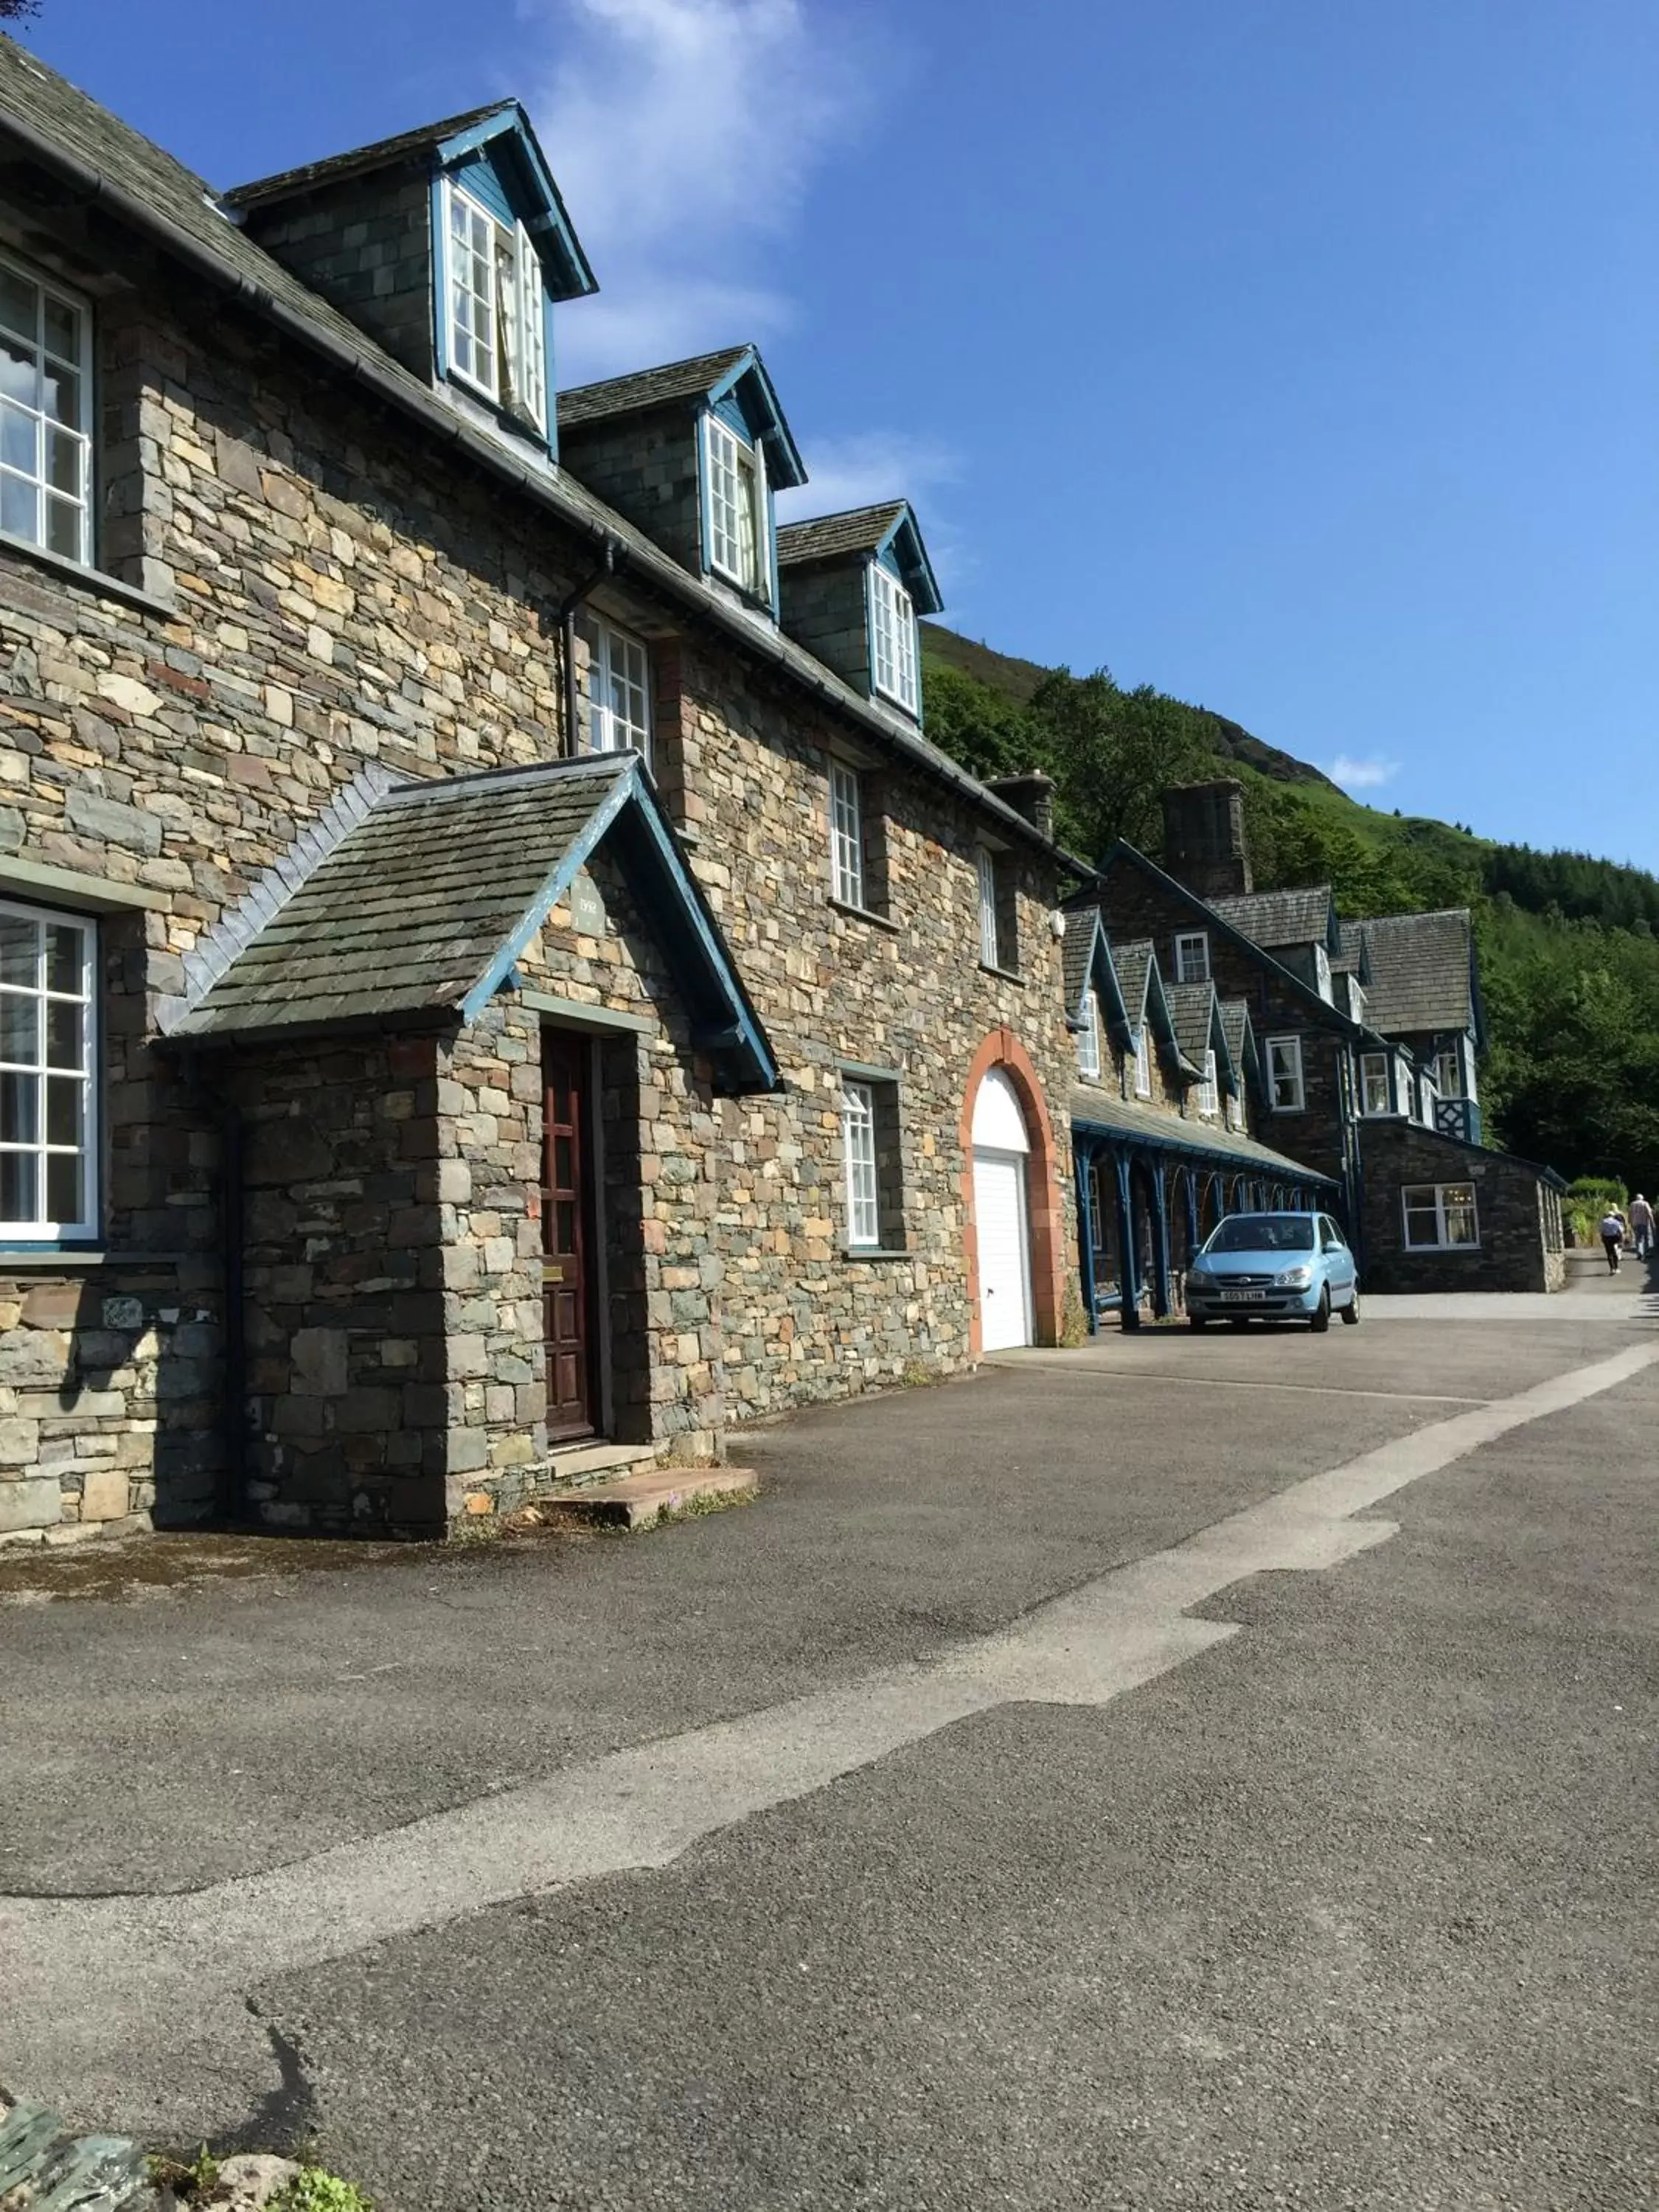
[{"left": 541, "top": 1031, "right": 596, "bottom": 1440}]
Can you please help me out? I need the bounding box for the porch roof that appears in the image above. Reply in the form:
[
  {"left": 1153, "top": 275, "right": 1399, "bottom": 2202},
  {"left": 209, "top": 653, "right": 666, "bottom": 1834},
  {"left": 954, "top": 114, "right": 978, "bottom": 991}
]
[
  {"left": 1071, "top": 1092, "right": 1337, "bottom": 1185},
  {"left": 160, "top": 753, "right": 779, "bottom": 1091}
]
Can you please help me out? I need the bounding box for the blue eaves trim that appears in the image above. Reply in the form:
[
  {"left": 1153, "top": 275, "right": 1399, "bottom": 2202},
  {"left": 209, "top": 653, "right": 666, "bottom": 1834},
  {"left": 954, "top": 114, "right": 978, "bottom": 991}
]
[
  {"left": 461, "top": 768, "right": 637, "bottom": 1022},
  {"left": 461, "top": 761, "right": 779, "bottom": 1093},
  {"left": 706, "top": 347, "right": 807, "bottom": 489},
  {"left": 1071, "top": 1113, "right": 1340, "bottom": 1187},
  {"left": 436, "top": 102, "right": 598, "bottom": 299},
  {"left": 871, "top": 501, "right": 944, "bottom": 618}
]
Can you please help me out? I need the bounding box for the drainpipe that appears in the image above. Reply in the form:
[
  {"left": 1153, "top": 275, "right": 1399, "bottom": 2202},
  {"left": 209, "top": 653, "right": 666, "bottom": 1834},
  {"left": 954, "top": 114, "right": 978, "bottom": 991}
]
[
  {"left": 557, "top": 538, "right": 620, "bottom": 757},
  {"left": 181, "top": 1049, "right": 248, "bottom": 1523}
]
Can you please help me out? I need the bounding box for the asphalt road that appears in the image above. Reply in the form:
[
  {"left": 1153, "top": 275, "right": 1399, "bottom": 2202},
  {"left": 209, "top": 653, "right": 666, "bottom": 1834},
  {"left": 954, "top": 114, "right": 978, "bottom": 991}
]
[{"left": 3, "top": 1274, "right": 1655, "bottom": 2208}]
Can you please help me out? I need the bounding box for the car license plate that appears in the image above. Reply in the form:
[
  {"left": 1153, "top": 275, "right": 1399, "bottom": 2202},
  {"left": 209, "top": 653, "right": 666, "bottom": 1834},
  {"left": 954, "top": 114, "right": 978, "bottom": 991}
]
[{"left": 1220, "top": 1290, "right": 1267, "bottom": 1303}]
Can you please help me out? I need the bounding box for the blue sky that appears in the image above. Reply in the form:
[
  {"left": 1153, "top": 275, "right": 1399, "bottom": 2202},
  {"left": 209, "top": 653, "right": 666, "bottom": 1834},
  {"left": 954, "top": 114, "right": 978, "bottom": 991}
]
[{"left": 23, "top": 0, "right": 1659, "bottom": 870}]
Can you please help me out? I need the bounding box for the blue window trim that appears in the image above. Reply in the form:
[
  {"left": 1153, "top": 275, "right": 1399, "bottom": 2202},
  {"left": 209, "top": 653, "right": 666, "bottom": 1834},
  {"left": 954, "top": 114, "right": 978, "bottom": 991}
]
[{"left": 430, "top": 166, "right": 556, "bottom": 458}]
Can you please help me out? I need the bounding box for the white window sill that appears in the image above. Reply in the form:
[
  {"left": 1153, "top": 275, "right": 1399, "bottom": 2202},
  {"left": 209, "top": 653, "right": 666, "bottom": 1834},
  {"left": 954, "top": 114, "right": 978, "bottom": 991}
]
[
  {"left": 829, "top": 897, "right": 899, "bottom": 935},
  {"left": 0, "top": 530, "right": 176, "bottom": 619},
  {"left": 0, "top": 1247, "right": 107, "bottom": 1270},
  {"left": 843, "top": 1245, "right": 909, "bottom": 1262},
  {"left": 1402, "top": 1242, "right": 1483, "bottom": 1255}
]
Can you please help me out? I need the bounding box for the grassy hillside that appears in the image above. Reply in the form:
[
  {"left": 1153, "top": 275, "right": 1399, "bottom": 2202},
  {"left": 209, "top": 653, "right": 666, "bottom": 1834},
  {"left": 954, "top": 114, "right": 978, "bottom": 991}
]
[{"left": 922, "top": 625, "right": 1659, "bottom": 1196}]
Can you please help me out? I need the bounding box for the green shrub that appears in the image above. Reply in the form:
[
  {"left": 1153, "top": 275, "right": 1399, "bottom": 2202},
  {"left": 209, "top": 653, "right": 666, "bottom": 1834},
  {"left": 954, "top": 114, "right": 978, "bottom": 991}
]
[
  {"left": 1564, "top": 1176, "right": 1627, "bottom": 1244},
  {"left": 268, "top": 2170, "right": 375, "bottom": 2212}
]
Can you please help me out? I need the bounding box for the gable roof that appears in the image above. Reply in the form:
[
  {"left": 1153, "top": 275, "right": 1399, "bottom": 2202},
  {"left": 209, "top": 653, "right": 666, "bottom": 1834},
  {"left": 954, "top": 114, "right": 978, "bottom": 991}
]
[
  {"left": 1081, "top": 845, "right": 1388, "bottom": 1046},
  {"left": 1061, "top": 908, "right": 1130, "bottom": 1038},
  {"left": 0, "top": 42, "right": 1077, "bottom": 878},
  {"left": 1164, "top": 981, "right": 1221, "bottom": 1070},
  {"left": 776, "top": 501, "right": 944, "bottom": 616},
  {"left": 1352, "top": 909, "right": 1478, "bottom": 1037},
  {"left": 159, "top": 755, "right": 777, "bottom": 1091},
  {"left": 224, "top": 99, "right": 597, "bottom": 300},
  {"left": 1209, "top": 885, "right": 1338, "bottom": 951},
  {"left": 557, "top": 344, "right": 807, "bottom": 488}
]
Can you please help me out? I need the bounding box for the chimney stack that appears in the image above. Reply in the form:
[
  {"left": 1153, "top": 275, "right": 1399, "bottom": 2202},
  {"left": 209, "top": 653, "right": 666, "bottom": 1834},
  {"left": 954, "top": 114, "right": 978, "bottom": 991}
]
[
  {"left": 988, "top": 771, "right": 1056, "bottom": 842},
  {"left": 1161, "top": 779, "right": 1252, "bottom": 898}
]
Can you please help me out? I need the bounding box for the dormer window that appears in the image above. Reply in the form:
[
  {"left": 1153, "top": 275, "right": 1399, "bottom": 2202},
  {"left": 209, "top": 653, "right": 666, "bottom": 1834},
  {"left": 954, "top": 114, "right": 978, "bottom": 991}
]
[
  {"left": 1076, "top": 992, "right": 1101, "bottom": 1080},
  {"left": 705, "top": 414, "right": 768, "bottom": 594},
  {"left": 1198, "top": 1049, "right": 1219, "bottom": 1118},
  {"left": 1133, "top": 1028, "right": 1152, "bottom": 1098},
  {"left": 443, "top": 181, "right": 546, "bottom": 431},
  {"left": 869, "top": 566, "right": 918, "bottom": 714}
]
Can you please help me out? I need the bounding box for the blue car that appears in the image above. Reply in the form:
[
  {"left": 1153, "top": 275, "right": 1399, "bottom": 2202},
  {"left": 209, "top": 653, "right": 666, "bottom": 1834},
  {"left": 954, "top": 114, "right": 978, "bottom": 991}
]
[{"left": 1184, "top": 1210, "right": 1361, "bottom": 1332}]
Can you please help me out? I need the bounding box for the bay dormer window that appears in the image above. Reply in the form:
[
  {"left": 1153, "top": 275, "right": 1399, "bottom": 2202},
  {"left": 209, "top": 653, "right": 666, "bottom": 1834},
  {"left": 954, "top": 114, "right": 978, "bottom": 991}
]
[
  {"left": 869, "top": 565, "right": 918, "bottom": 714},
  {"left": 0, "top": 253, "right": 91, "bottom": 565},
  {"left": 705, "top": 414, "right": 768, "bottom": 596},
  {"left": 443, "top": 181, "right": 547, "bottom": 431}
]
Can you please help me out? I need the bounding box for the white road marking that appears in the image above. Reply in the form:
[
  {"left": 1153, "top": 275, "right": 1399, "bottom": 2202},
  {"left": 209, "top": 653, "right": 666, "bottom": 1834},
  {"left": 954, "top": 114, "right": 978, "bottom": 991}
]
[{"left": 4, "top": 1338, "right": 1655, "bottom": 2135}]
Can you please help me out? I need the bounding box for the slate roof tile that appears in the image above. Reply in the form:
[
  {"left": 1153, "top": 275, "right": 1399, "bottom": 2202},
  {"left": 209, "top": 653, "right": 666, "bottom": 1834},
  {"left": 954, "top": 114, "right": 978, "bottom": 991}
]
[
  {"left": 1209, "top": 886, "right": 1336, "bottom": 947},
  {"left": 557, "top": 348, "right": 752, "bottom": 430},
  {"left": 1070, "top": 1092, "right": 1335, "bottom": 1183},
  {"left": 1355, "top": 910, "right": 1475, "bottom": 1034},
  {"left": 223, "top": 102, "right": 515, "bottom": 207},
  {"left": 776, "top": 504, "right": 909, "bottom": 567}
]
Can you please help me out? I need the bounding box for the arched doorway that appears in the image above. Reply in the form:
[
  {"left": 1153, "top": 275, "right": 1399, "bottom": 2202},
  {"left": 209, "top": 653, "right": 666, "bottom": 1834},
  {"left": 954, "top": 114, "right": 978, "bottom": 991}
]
[{"left": 970, "top": 1067, "right": 1034, "bottom": 1350}]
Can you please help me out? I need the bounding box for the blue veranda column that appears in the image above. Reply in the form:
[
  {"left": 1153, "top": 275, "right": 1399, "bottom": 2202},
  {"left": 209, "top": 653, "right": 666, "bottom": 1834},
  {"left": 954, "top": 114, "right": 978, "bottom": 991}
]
[
  {"left": 1150, "top": 1158, "right": 1172, "bottom": 1318},
  {"left": 1113, "top": 1149, "right": 1137, "bottom": 1332},
  {"left": 1074, "top": 1138, "right": 1098, "bottom": 1336}
]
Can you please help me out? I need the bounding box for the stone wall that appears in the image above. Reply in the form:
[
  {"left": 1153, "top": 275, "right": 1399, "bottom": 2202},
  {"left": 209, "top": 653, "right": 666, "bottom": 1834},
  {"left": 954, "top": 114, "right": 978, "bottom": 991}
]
[
  {"left": 0, "top": 242, "right": 1075, "bottom": 1539},
  {"left": 1093, "top": 868, "right": 1354, "bottom": 1190},
  {"left": 558, "top": 406, "right": 704, "bottom": 580},
  {"left": 239, "top": 165, "right": 437, "bottom": 383},
  {"left": 777, "top": 561, "right": 872, "bottom": 699},
  {"left": 1357, "top": 1121, "right": 1564, "bottom": 1293}
]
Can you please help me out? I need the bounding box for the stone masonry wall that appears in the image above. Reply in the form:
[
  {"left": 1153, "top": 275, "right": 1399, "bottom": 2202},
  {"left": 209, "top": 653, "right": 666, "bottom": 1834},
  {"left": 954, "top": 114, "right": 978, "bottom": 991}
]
[
  {"left": 777, "top": 562, "right": 871, "bottom": 699},
  {"left": 1357, "top": 1120, "right": 1563, "bottom": 1293},
  {"left": 240, "top": 165, "right": 437, "bottom": 384},
  {"left": 0, "top": 240, "right": 1075, "bottom": 1536},
  {"left": 1093, "top": 869, "right": 1354, "bottom": 1192},
  {"left": 558, "top": 407, "right": 703, "bottom": 580}
]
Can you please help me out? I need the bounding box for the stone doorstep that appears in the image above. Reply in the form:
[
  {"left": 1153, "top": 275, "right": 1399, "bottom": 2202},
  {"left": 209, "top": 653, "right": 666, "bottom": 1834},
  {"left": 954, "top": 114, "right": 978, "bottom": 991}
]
[
  {"left": 547, "top": 1439, "right": 660, "bottom": 1488},
  {"left": 532, "top": 1464, "right": 757, "bottom": 1531}
]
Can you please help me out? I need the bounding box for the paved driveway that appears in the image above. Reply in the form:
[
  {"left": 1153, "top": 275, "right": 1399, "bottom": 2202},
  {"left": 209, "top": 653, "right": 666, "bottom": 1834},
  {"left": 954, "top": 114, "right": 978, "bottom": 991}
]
[{"left": 2, "top": 1274, "right": 1655, "bottom": 2207}]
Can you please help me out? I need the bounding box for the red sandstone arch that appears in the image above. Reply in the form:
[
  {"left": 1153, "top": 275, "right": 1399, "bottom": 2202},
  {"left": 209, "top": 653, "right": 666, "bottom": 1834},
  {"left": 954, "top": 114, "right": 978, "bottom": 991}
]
[{"left": 959, "top": 1028, "right": 1066, "bottom": 1358}]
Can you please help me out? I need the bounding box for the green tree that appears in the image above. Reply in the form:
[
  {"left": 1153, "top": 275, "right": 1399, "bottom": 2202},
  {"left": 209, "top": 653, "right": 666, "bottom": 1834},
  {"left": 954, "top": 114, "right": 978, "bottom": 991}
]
[{"left": 1027, "top": 667, "right": 1214, "bottom": 860}]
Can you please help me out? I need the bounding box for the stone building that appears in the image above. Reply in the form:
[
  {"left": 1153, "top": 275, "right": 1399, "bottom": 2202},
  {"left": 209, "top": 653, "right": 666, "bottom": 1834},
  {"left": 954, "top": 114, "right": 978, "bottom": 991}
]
[
  {"left": 0, "top": 46, "right": 1084, "bottom": 1543},
  {"left": 1082, "top": 782, "right": 1565, "bottom": 1298},
  {"left": 1061, "top": 907, "right": 1337, "bottom": 1329}
]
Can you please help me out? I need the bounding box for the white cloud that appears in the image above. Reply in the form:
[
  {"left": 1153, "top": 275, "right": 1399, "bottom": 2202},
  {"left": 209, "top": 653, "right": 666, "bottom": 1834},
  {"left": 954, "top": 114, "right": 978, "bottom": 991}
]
[
  {"left": 774, "top": 432, "right": 959, "bottom": 524},
  {"left": 525, "top": 0, "right": 872, "bottom": 381},
  {"left": 1329, "top": 754, "right": 1400, "bottom": 791}
]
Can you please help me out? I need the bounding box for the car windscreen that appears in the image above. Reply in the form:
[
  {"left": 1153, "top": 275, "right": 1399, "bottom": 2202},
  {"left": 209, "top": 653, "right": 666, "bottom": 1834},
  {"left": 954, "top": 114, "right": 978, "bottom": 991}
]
[{"left": 1203, "top": 1215, "right": 1315, "bottom": 1253}]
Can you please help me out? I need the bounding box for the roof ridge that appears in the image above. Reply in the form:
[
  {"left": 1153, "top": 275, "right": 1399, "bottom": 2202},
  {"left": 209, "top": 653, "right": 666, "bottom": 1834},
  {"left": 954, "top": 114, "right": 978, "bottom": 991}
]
[
  {"left": 558, "top": 344, "right": 751, "bottom": 403},
  {"left": 223, "top": 99, "right": 518, "bottom": 206}
]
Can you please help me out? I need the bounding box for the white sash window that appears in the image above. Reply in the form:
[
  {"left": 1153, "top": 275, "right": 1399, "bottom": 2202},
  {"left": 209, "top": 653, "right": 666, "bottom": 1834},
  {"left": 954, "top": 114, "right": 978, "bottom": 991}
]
[
  {"left": 0, "top": 900, "right": 97, "bottom": 1241},
  {"left": 0, "top": 253, "right": 92, "bottom": 565},
  {"left": 706, "top": 415, "right": 768, "bottom": 593},
  {"left": 869, "top": 565, "right": 918, "bottom": 713},
  {"left": 445, "top": 183, "right": 548, "bottom": 432}
]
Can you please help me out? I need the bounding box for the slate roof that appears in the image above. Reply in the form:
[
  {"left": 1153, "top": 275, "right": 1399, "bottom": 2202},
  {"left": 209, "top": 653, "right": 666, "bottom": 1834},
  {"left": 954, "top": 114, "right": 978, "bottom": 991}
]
[
  {"left": 0, "top": 43, "right": 1078, "bottom": 876},
  {"left": 776, "top": 504, "right": 909, "bottom": 567},
  {"left": 1061, "top": 923, "right": 1094, "bottom": 1019},
  {"left": 1353, "top": 910, "right": 1476, "bottom": 1035},
  {"left": 223, "top": 102, "right": 513, "bottom": 208},
  {"left": 1218, "top": 999, "right": 1253, "bottom": 1071},
  {"left": 1070, "top": 1092, "right": 1338, "bottom": 1185},
  {"left": 161, "top": 755, "right": 777, "bottom": 1088},
  {"left": 1209, "top": 886, "right": 1336, "bottom": 947},
  {"left": 170, "top": 757, "right": 634, "bottom": 1034},
  {"left": 1335, "top": 919, "right": 1366, "bottom": 973},
  {"left": 1164, "top": 982, "right": 1218, "bottom": 1067},
  {"left": 1110, "top": 939, "right": 1154, "bottom": 1026},
  {"left": 557, "top": 348, "right": 751, "bottom": 431}
]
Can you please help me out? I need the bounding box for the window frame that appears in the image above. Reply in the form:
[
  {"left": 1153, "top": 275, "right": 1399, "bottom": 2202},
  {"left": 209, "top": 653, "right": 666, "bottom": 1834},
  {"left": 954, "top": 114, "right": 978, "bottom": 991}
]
[
  {"left": 1360, "top": 1050, "right": 1391, "bottom": 1116},
  {"left": 1133, "top": 1026, "right": 1152, "bottom": 1099},
  {"left": 1174, "top": 931, "right": 1210, "bottom": 985},
  {"left": 1435, "top": 1044, "right": 1464, "bottom": 1099},
  {"left": 704, "top": 412, "right": 769, "bottom": 595},
  {"left": 0, "top": 247, "right": 95, "bottom": 568},
  {"left": 869, "top": 561, "right": 919, "bottom": 714},
  {"left": 581, "top": 611, "right": 653, "bottom": 761},
  {"left": 441, "top": 180, "right": 548, "bottom": 432},
  {"left": 976, "top": 845, "right": 1001, "bottom": 970},
  {"left": 840, "top": 1077, "right": 881, "bottom": 1251},
  {"left": 1076, "top": 990, "right": 1101, "bottom": 1080},
  {"left": 1314, "top": 943, "right": 1333, "bottom": 1001},
  {"left": 0, "top": 897, "right": 98, "bottom": 1244},
  {"left": 828, "top": 759, "right": 866, "bottom": 911},
  {"left": 1402, "top": 1180, "right": 1481, "bottom": 1252},
  {"left": 1197, "top": 1047, "right": 1219, "bottom": 1118},
  {"left": 1265, "top": 1034, "right": 1305, "bottom": 1112}
]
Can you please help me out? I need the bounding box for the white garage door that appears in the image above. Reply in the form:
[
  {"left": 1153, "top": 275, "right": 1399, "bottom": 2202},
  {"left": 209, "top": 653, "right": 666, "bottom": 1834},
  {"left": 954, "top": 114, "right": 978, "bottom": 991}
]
[{"left": 973, "top": 1149, "right": 1032, "bottom": 1349}]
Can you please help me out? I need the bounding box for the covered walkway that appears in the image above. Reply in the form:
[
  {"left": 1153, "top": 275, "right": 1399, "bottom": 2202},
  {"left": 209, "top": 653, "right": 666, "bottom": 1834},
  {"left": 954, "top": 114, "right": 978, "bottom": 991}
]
[{"left": 1074, "top": 1098, "right": 1338, "bottom": 1331}]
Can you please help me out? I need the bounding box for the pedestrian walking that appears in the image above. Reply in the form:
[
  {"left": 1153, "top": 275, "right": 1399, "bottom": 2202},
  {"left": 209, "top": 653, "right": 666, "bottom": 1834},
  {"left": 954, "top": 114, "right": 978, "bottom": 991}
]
[
  {"left": 1629, "top": 1193, "right": 1655, "bottom": 1262},
  {"left": 1599, "top": 1206, "right": 1627, "bottom": 1273}
]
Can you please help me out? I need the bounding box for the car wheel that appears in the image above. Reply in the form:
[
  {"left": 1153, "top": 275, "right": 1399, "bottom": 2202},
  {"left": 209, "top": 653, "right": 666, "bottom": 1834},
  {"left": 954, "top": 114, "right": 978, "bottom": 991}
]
[
  {"left": 1340, "top": 1289, "right": 1362, "bottom": 1326},
  {"left": 1310, "top": 1287, "right": 1332, "bottom": 1333},
  {"left": 1189, "top": 1315, "right": 1208, "bottom": 1330}
]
